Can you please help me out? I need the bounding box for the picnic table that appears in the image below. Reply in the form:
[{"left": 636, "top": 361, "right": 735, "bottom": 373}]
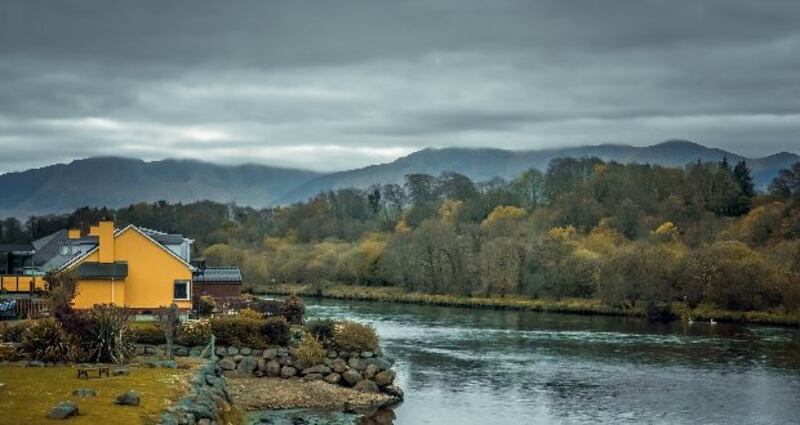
[{"left": 76, "top": 365, "right": 110, "bottom": 379}]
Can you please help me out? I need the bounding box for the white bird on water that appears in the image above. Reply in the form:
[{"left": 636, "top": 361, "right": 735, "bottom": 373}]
[{"left": 710, "top": 318, "right": 717, "bottom": 325}]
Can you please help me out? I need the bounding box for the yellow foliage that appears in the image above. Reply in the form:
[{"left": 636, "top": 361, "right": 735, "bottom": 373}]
[
  {"left": 395, "top": 218, "right": 412, "bottom": 234},
  {"left": 652, "top": 221, "right": 680, "bottom": 242},
  {"left": 438, "top": 199, "right": 463, "bottom": 223},
  {"left": 547, "top": 225, "right": 577, "bottom": 241},
  {"left": 295, "top": 332, "right": 326, "bottom": 366},
  {"left": 481, "top": 205, "right": 526, "bottom": 229}
]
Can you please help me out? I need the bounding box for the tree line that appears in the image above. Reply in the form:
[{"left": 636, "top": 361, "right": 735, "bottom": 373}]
[{"left": 3, "top": 158, "right": 800, "bottom": 318}]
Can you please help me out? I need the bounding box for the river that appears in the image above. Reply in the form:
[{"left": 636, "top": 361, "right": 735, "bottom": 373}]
[{"left": 253, "top": 297, "right": 800, "bottom": 425}]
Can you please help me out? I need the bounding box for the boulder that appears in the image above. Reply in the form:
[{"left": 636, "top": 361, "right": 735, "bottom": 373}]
[
  {"left": 280, "top": 366, "right": 297, "bottom": 378},
  {"left": 361, "top": 351, "right": 374, "bottom": 358},
  {"left": 134, "top": 345, "right": 146, "bottom": 355},
  {"left": 175, "top": 346, "right": 188, "bottom": 357},
  {"left": 240, "top": 347, "right": 252, "bottom": 355},
  {"left": 218, "top": 358, "right": 236, "bottom": 371},
  {"left": 115, "top": 390, "right": 141, "bottom": 406},
  {"left": 266, "top": 360, "right": 281, "bottom": 377},
  {"left": 353, "top": 379, "right": 379, "bottom": 393},
  {"left": 374, "top": 370, "right": 395, "bottom": 387},
  {"left": 364, "top": 364, "right": 379, "bottom": 379},
  {"left": 47, "top": 401, "right": 78, "bottom": 419},
  {"left": 382, "top": 385, "right": 404, "bottom": 399},
  {"left": 71, "top": 388, "right": 96, "bottom": 397},
  {"left": 304, "top": 373, "right": 323, "bottom": 381},
  {"left": 226, "top": 346, "right": 239, "bottom": 355},
  {"left": 327, "top": 350, "right": 338, "bottom": 359},
  {"left": 364, "top": 357, "right": 392, "bottom": 371},
  {"left": 232, "top": 354, "right": 244, "bottom": 363},
  {"left": 348, "top": 357, "right": 365, "bottom": 371},
  {"left": 342, "top": 369, "right": 363, "bottom": 386},
  {"left": 251, "top": 349, "right": 263, "bottom": 357},
  {"left": 323, "top": 373, "right": 341, "bottom": 385},
  {"left": 28, "top": 360, "right": 46, "bottom": 367},
  {"left": 301, "top": 365, "right": 332, "bottom": 376},
  {"left": 189, "top": 348, "right": 202, "bottom": 357},
  {"left": 215, "top": 347, "right": 227, "bottom": 357},
  {"left": 198, "top": 419, "right": 212, "bottom": 425},
  {"left": 112, "top": 367, "right": 131, "bottom": 376},
  {"left": 332, "top": 358, "right": 348, "bottom": 374},
  {"left": 236, "top": 356, "right": 258, "bottom": 375},
  {"left": 256, "top": 358, "right": 266, "bottom": 372},
  {"left": 262, "top": 348, "right": 278, "bottom": 359}
]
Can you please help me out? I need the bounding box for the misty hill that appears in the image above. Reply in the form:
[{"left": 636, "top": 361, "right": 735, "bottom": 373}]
[
  {"left": 278, "top": 140, "right": 799, "bottom": 203},
  {"left": 0, "top": 157, "right": 320, "bottom": 217}
]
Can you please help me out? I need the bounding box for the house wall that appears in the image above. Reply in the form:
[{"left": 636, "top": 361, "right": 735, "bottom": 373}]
[
  {"left": 71, "top": 227, "right": 193, "bottom": 310},
  {"left": 192, "top": 282, "right": 242, "bottom": 301}
]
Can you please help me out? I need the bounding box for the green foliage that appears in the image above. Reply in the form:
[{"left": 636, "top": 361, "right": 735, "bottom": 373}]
[
  {"left": 238, "top": 308, "right": 263, "bottom": 320},
  {"left": 260, "top": 316, "right": 290, "bottom": 346},
  {"left": 130, "top": 322, "right": 166, "bottom": 345},
  {"left": 0, "top": 321, "right": 27, "bottom": 343},
  {"left": 44, "top": 270, "right": 78, "bottom": 319},
  {"left": 20, "top": 318, "right": 79, "bottom": 363},
  {"left": 195, "top": 296, "right": 217, "bottom": 316},
  {"left": 281, "top": 295, "right": 305, "bottom": 325},
  {"left": 177, "top": 320, "right": 212, "bottom": 347},
  {"left": 295, "top": 333, "right": 326, "bottom": 367},
  {"left": 82, "top": 304, "right": 134, "bottom": 364},
  {"left": 210, "top": 316, "right": 267, "bottom": 348},
  {"left": 305, "top": 319, "right": 337, "bottom": 346},
  {"left": 332, "top": 321, "right": 379, "bottom": 353}
]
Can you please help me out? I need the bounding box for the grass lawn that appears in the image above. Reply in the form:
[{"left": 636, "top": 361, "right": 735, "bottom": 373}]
[{"left": 0, "top": 365, "right": 193, "bottom": 425}]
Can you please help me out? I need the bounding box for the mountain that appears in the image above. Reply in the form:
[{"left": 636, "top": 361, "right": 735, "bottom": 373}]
[
  {"left": 0, "top": 157, "right": 320, "bottom": 217},
  {"left": 277, "top": 140, "right": 799, "bottom": 203},
  {"left": 1, "top": 141, "right": 797, "bottom": 217}
]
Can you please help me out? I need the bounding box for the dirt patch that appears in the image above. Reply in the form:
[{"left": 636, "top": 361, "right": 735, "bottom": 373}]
[{"left": 227, "top": 376, "right": 399, "bottom": 410}]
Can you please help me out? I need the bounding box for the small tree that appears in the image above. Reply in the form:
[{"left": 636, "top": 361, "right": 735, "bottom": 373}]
[
  {"left": 45, "top": 270, "right": 79, "bottom": 319},
  {"left": 84, "top": 304, "right": 133, "bottom": 364},
  {"left": 155, "top": 303, "right": 181, "bottom": 359},
  {"left": 281, "top": 295, "right": 305, "bottom": 325}
]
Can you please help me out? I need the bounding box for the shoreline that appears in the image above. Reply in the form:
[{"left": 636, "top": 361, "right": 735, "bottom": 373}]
[{"left": 254, "top": 284, "right": 800, "bottom": 327}]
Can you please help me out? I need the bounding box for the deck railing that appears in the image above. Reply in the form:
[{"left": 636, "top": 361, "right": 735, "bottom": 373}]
[{"left": 0, "top": 275, "right": 48, "bottom": 293}]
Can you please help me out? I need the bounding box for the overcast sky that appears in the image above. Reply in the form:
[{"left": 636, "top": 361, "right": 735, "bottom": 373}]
[{"left": 1, "top": 0, "right": 799, "bottom": 173}]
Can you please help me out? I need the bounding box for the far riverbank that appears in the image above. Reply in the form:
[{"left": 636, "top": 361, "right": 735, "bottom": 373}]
[{"left": 255, "top": 283, "right": 800, "bottom": 327}]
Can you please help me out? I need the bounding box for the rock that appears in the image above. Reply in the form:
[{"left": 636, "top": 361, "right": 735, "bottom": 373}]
[
  {"left": 354, "top": 379, "right": 379, "bottom": 393},
  {"left": 215, "top": 347, "right": 227, "bottom": 356},
  {"left": 304, "top": 373, "right": 323, "bottom": 381},
  {"left": 253, "top": 370, "right": 265, "bottom": 377},
  {"left": 189, "top": 348, "right": 201, "bottom": 357},
  {"left": 198, "top": 419, "right": 212, "bottom": 425},
  {"left": 374, "top": 370, "right": 396, "bottom": 386},
  {"left": 301, "top": 364, "right": 332, "bottom": 375},
  {"left": 240, "top": 347, "right": 252, "bottom": 355},
  {"left": 236, "top": 357, "right": 258, "bottom": 374},
  {"left": 257, "top": 358, "right": 266, "bottom": 372},
  {"left": 262, "top": 348, "right": 278, "bottom": 359},
  {"left": 342, "top": 369, "right": 363, "bottom": 386},
  {"left": 232, "top": 354, "right": 244, "bottom": 363},
  {"left": 175, "top": 346, "right": 188, "bottom": 357},
  {"left": 361, "top": 351, "right": 374, "bottom": 358},
  {"left": 112, "top": 367, "right": 131, "bottom": 376},
  {"left": 227, "top": 346, "right": 239, "bottom": 355},
  {"left": 71, "top": 388, "right": 96, "bottom": 397},
  {"left": 29, "top": 360, "right": 46, "bottom": 367},
  {"left": 323, "top": 373, "right": 341, "bottom": 385},
  {"left": 278, "top": 356, "right": 292, "bottom": 366},
  {"left": 339, "top": 351, "right": 351, "bottom": 359},
  {"left": 218, "top": 358, "right": 236, "bottom": 371},
  {"left": 364, "top": 357, "right": 392, "bottom": 371},
  {"left": 47, "top": 401, "right": 78, "bottom": 419},
  {"left": 382, "top": 385, "right": 404, "bottom": 399},
  {"left": 331, "top": 358, "right": 348, "bottom": 374},
  {"left": 266, "top": 360, "right": 281, "bottom": 377},
  {"left": 115, "top": 390, "right": 141, "bottom": 406},
  {"left": 278, "top": 347, "right": 288, "bottom": 356},
  {"left": 251, "top": 349, "right": 263, "bottom": 357},
  {"left": 348, "top": 357, "right": 364, "bottom": 371},
  {"left": 327, "top": 350, "right": 338, "bottom": 358},
  {"left": 280, "top": 366, "right": 297, "bottom": 378},
  {"left": 134, "top": 345, "right": 146, "bottom": 355},
  {"left": 364, "top": 364, "right": 379, "bottom": 379}
]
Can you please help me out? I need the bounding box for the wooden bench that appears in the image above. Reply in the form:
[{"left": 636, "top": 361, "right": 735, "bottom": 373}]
[{"left": 77, "top": 366, "right": 110, "bottom": 379}]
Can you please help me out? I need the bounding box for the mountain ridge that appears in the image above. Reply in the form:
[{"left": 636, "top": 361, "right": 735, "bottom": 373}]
[{"left": 1, "top": 141, "right": 797, "bottom": 217}]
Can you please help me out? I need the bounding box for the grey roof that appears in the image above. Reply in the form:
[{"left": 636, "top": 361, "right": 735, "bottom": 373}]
[
  {"left": 76, "top": 262, "right": 128, "bottom": 279},
  {"left": 139, "top": 227, "right": 191, "bottom": 245},
  {"left": 193, "top": 266, "right": 242, "bottom": 283}
]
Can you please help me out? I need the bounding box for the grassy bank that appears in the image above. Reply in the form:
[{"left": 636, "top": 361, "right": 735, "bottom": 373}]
[{"left": 255, "top": 283, "right": 800, "bottom": 327}]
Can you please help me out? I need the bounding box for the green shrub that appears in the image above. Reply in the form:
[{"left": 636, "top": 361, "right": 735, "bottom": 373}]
[
  {"left": 177, "top": 320, "right": 213, "bottom": 346},
  {"left": 238, "top": 308, "right": 264, "bottom": 320},
  {"left": 131, "top": 322, "right": 166, "bottom": 345},
  {"left": 250, "top": 299, "right": 283, "bottom": 316},
  {"left": 195, "top": 296, "right": 217, "bottom": 316},
  {"left": 281, "top": 295, "right": 305, "bottom": 325},
  {"left": 295, "top": 333, "right": 325, "bottom": 367},
  {"left": 20, "top": 318, "right": 80, "bottom": 363},
  {"left": 0, "top": 343, "right": 17, "bottom": 361},
  {"left": 305, "top": 319, "right": 337, "bottom": 346},
  {"left": 0, "top": 321, "right": 27, "bottom": 343},
  {"left": 261, "top": 316, "right": 290, "bottom": 346},
  {"left": 211, "top": 316, "right": 266, "bottom": 348},
  {"left": 333, "top": 321, "right": 379, "bottom": 353},
  {"left": 82, "top": 304, "right": 134, "bottom": 364}
]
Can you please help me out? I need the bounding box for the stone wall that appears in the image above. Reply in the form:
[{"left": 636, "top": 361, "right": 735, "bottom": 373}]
[
  {"left": 158, "top": 361, "right": 232, "bottom": 425},
  {"left": 214, "top": 345, "right": 404, "bottom": 399}
]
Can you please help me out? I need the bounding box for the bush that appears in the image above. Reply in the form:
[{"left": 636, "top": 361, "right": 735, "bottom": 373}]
[
  {"left": 305, "top": 319, "right": 337, "bottom": 346},
  {"left": 20, "top": 318, "right": 79, "bottom": 363},
  {"left": 0, "top": 321, "right": 27, "bottom": 343},
  {"left": 131, "top": 322, "right": 166, "bottom": 345},
  {"left": 82, "top": 304, "right": 134, "bottom": 363},
  {"left": 261, "top": 317, "right": 290, "bottom": 346},
  {"left": 195, "top": 296, "right": 217, "bottom": 316},
  {"left": 295, "top": 333, "right": 325, "bottom": 367},
  {"left": 333, "top": 321, "right": 379, "bottom": 353},
  {"left": 238, "top": 308, "right": 263, "bottom": 320},
  {"left": 211, "top": 316, "right": 266, "bottom": 348},
  {"left": 177, "top": 320, "right": 213, "bottom": 346},
  {"left": 250, "top": 299, "right": 283, "bottom": 316},
  {"left": 0, "top": 343, "right": 17, "bottom": 361},
  {"left": 281, "top": 295, "right": 305, "bottom": 325}
]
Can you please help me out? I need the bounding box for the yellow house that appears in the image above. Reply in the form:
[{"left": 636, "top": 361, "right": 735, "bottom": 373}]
[{"left": 59, "top": 220, "right": 194, "bottom": 310}]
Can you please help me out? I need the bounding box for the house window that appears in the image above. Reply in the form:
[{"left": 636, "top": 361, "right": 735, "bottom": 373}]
[{"left": 173, "top": 280, "right": 190, "bottom": 300}]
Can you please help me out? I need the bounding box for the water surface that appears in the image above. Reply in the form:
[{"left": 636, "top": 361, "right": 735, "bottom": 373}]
[{"left": 259, "top": 297, "right": 800, "bottom": 425}]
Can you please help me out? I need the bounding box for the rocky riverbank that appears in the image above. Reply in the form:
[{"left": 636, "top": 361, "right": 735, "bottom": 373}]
[{"left": 228, "top": 377, "right": 397, "bottom": 410}]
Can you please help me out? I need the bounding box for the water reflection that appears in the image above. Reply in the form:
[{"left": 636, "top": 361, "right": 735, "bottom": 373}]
[{"left": 258, "top": 297, "right": 800, "bottom": 425}]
